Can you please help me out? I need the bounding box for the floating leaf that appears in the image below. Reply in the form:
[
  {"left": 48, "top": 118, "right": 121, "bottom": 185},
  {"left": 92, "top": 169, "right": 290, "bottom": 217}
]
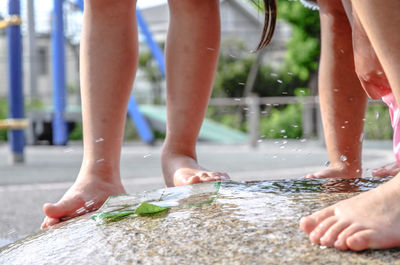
[
  {"left": 91, "top": 210, "right": 135, "bottom": 223},
  {"left": 134, "top": 202, "right": 169, "bottom": 216}
]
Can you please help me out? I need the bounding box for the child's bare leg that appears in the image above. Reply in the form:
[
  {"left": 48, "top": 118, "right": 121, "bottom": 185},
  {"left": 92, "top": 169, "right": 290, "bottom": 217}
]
[
  {"left": 301, "top": 0, "right": 400, "bottom": 251},
  {"left": 306, "top": 0, "right": 367, "bottom": 179},
  {"left": 350, "top": 4, "right": 399, "bottom": 179},
  {"left": 162, "top": 0, "right": 229, "bottom": 187},
  {"left": 41, "top": 0, "right": 137, "bottom": 228}
]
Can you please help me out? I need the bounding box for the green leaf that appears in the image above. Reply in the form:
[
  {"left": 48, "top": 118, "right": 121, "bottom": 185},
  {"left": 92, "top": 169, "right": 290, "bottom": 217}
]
[{"left": 134, "top": 202, "right": 169, "bottom": 216}]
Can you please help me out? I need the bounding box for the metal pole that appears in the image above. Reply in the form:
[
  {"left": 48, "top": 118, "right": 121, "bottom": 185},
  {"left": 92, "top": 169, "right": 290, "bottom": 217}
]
[
  {"left": 27, "top": 0, "right": 38, "bottom": 100},
  {"left": 247, "top": 95, "right": 260, "bottom": 148},
  {"left": 7, "top": 0, "right": 25, "bottom": 163},
  {"left": 52, "top": 0, "right": 68, "bottom": 145}
]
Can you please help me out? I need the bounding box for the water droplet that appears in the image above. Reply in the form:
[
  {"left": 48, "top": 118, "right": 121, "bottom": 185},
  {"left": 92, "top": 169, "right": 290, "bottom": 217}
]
[
  {"left": 270, "top": 73, "right": 278, "bottom": 77},
  {"left": 238, "top": 82, "right": 245, "bottom": 86},
  {"left": 375, "top": 112, "right": 380, "bottom": 119},
  {"left": 320, "top": 245, "right": 328, "bottom": 249},
  {"left": 344, "top": 121, "right": 349, "bottom": 124},
  {"left": 95, "top": 138, "right": 104, "bottom": 143},
  {"left": 283, "top": 135, "right": 288, "bottom": 139},
  {"left": 340, "top": 155, "right": 347, "bottom": 162},
  {"left": 333, "top": 88, "right": 339, "bottom": 92},
  {"left": 272, "top": 155, "right": 277, "bottom": 159},
  {"left": 206, "top": 47, "right": 215, "bottom": 51},
  {"left": 324, "top": 161, "right": 330, "bottom": 167},
  {"left": 299, "top": 90, "right": 305, "bottom": 94},
  {"left": 291, "top": 124, "right": 298, "bottom": 128},
  {"left": 277, "top": 79, "right": 283, "bottom": 84},
  {"left": 348, "top": 97, "right": 354, "bottom": 102},
  {"left": 280, "top": 129, "right": 286, "bottom": 133},
  {"left": 85, "top": 200, "right": 94, "bottom": 208},
  {"left": 341, "top": 126, "right": 346, "bottom": 129},
  {"left": 376, "top": 71, "right": 384, "bottom": 76},
  {"left": 340, "top": 49, "right": 344, "bottom": 54},
  {"left": 96, "top": 158, "right": 105, "bottom": 163},
  {"left": 143, "top": 154, "right": 151, "bottom": 158},
  {"left": 300, "top": 139, "right": 307, "bottom": 143},
  {"left": 280, "top": 146, "right": 285, "bottom": 149},
  {"left": 356, "top": 169, "right": 361, "bottom": 173},
  {"left": 359, "top": 133, "right": 364, "bottom": 142},
  {"left": 76, "top": 207, "right": 86, "bottom": 214},
  {"left": 257, "top": 139, "right": 263, "bottom": 143},
  {"left": 234, "top": 98, "right": 241, "bottom": 102},
  {"left": 287, "top": 72, "right": 293, "bottom": 75},
  {"left": 282, "top": 91, "right": 288, "bottom": 95}
]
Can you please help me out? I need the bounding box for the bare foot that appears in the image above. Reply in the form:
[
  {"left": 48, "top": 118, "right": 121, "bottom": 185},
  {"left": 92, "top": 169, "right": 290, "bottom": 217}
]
[
  {"left": 41, "top": 173, "right": 126, "bottom": 229},
  {"left": 299, "top": 174, "right": 400, "bottom": 251},
  {"left": 372, "top": 162, "right": 400, "bottom": 178},
  {"left": 161, "top": 148, "right": 229, "bottom": 187},
  {"left": 305, "top": 166, "right": 361, "bottom": 179}
]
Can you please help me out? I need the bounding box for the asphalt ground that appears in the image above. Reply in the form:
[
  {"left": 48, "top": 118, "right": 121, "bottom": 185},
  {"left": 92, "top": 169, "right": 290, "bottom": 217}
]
[{"left": 0, "top": 139, "right": 394, "bottom": 248}]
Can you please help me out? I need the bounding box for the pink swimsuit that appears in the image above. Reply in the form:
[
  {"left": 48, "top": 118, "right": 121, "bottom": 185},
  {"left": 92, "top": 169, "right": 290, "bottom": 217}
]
[{"left": 382, "top": 93, "right": 400, "bottom": 165}]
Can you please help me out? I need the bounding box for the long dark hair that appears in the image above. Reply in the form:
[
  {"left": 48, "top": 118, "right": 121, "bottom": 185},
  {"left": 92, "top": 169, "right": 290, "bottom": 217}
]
[{"left": 256, "top": 0, "right": 277, "bottom": 50}]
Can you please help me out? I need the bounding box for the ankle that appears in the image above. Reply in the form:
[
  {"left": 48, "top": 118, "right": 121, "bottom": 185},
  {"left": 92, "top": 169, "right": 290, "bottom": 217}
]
[
  {"left": 331, "top": 162, "right": 362, "bottom": 177},
  {"left": 161, "top": 142, "right": 197, "bottom": 161},
  {"left": 80, "top": 158, "right": 121, "bottom": 183}
]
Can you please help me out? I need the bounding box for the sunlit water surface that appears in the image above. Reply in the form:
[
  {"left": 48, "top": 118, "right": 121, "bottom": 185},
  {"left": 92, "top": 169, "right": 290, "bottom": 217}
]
[{"left": 1, "top": 177, "right": 398, "bottom": 265}]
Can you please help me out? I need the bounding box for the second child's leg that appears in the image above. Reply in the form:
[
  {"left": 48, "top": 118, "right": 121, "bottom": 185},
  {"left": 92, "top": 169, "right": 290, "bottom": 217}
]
[
  {"left": 162, "top": 0, "right": 229, "bottom": 187},
  {"left": 41, "top": 0, "right": 138, "bottom": 228},
  {"left": 300, "top": 0, "right": 400, "bottom": 251},
  {"left": 306, "top": 0, "right": 367, "bottom": 179}
]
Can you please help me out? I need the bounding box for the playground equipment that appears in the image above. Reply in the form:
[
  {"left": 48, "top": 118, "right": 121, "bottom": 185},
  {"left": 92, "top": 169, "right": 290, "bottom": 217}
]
[
  {"left": 1, "top": 0, "right": 163, "bottom": 162},
  {"left": 1, "top": 0, "right": 26, "bottom": 163}
]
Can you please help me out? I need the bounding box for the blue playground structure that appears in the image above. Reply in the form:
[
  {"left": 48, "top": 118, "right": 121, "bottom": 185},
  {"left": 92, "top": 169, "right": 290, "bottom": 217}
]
[{"left": 3, "top": 0, "right": 25, "bottom": 163}]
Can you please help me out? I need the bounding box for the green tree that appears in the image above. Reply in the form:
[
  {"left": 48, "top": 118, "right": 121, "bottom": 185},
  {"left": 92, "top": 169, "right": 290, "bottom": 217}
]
[{"left": 278, "top": 0, "right": 320, "bottom": 81}]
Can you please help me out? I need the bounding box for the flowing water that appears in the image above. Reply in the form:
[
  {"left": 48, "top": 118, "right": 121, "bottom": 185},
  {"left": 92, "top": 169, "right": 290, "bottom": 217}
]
[{"left": 1, "top": 178, "right": 399, "bottom": 265}]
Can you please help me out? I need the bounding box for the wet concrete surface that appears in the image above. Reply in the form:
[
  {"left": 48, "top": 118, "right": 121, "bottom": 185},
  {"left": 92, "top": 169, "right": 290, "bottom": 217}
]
[
  {"left": 0, "top": 140, "right": 395, "bottom": 254},
  {"left": 1, "top": 180, "right": 399, "bottom": 265}
]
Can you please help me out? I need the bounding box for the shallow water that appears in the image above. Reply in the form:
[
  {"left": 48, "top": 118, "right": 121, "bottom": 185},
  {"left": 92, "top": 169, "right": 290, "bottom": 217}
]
[{"left": 1, "top": 178, "right": 399, "bottom": 265}]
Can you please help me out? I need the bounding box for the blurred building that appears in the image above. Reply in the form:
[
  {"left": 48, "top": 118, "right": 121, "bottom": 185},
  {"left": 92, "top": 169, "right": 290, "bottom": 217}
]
[{"left": 0, "top": 0, "right": 290, "bottom": 106}]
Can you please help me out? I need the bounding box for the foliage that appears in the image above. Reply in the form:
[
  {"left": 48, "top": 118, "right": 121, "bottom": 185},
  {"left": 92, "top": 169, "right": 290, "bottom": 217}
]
[
  {"left": 364, "top": 104, "right": 392, "bottom": 140},
  {"left": 258, "top": 88, "right": 308, "bottom": 139},
  {"left": 0, "top": 98, "right": 7, "bottom": 141},
  {"left": 251, "top": 0, "right": 321, "bottom": 81},
  {"left": 206, "top": 105, "right": 247, "bottom": 132},
  {"left": 213, "top": 51, "right": 306, "bottom": 99},
  {"left": 68, "top": 122, "right": 83, "bottom": 140},
  {"left": 259, "top": 103, "right": 303, "bottom": 139},
  {"left": 277, "top": 0, "right": 321, "bottom": 81}
]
